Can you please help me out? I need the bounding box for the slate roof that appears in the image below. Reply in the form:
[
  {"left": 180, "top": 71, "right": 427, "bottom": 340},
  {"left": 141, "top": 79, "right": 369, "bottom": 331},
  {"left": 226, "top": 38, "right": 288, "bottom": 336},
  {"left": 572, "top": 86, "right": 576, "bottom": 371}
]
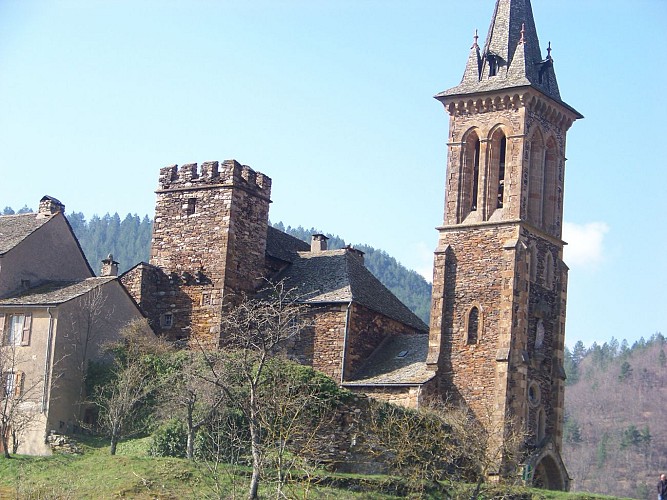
[
  {"left": 0, "top": 213, "right": 53, "bottom": 256},
  {"left": 275, "top": 249, "right": 428, "bottom": 333},
  {"left": 265, "top": 226, "right": 310, "bottom": 263},
  {"left": 344, "top": 334, "right": 433, "bottom": 386},
  {"left": 436, "top": 0, "right": 582, "bottom": 118},
  {"left": 0, "top": 277, "right": 116, "bottom": 306}
]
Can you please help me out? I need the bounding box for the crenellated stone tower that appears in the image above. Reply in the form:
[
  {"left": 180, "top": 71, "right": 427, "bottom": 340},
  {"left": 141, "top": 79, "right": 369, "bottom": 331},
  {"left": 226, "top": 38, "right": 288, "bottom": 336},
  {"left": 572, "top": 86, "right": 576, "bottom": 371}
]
[
  {"left": 427, "top": 0, "right": 581, "bottom": 489},
  {"left": 123, "top": 160, "right": 271, "bottom": 345}
]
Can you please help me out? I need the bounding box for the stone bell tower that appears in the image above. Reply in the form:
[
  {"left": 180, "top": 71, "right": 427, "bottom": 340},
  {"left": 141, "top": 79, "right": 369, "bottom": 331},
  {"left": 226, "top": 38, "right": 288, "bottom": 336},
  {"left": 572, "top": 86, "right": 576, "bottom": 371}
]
[{"left": 427, "top": 0, "right": 581, "bottom": 490}]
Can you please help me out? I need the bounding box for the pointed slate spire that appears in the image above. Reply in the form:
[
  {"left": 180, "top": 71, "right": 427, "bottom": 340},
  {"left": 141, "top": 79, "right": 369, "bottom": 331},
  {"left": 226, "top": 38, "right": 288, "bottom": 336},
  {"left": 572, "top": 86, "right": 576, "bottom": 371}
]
[
  {"left": 437, "top": 0, "right": 574, "bottom": 111},
  {"left": 460, "top": 29, "right": 483, "bottom": 86}
]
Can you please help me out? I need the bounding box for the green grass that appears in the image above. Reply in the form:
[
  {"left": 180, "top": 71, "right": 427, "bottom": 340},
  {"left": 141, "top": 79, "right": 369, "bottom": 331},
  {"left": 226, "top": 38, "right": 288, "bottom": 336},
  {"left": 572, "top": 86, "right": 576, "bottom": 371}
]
[{"left": 0, "top": 437, "right": 635, "bottom": 499}]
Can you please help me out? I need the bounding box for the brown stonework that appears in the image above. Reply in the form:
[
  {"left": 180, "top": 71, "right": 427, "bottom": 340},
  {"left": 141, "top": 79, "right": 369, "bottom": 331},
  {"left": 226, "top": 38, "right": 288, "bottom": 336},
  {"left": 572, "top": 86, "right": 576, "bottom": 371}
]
[
  {"left": 123, "top": 160, "right": 271, "bottom": 346},
  {"left": 345, "top": 303, "right": 424, "bottom": 379},
  {"left": 429, "top": 0, "right": 581, "bottom": 489}
]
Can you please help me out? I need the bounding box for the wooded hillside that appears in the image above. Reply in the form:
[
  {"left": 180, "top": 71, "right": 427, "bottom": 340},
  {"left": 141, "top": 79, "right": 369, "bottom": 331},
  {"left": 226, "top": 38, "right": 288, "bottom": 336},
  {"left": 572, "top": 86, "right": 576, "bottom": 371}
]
[{"left": 563, "top": 334, "right": 666, "bottom": 499}]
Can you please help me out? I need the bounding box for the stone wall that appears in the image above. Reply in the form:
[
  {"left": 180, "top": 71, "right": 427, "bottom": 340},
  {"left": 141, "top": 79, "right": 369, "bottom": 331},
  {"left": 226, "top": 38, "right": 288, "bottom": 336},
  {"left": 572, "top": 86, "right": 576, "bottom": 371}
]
[
  {"left": 131, "top": 160, "right": 271, "bottom": 346},
  {"left": 349, "top": 384, "right": 428, "bottom": 410},
  {"left": 345, "top": 303, "right": 425, "bottom": 377},
  {"left": 289, "top": 304, "right": 347, "bottom": 382}
]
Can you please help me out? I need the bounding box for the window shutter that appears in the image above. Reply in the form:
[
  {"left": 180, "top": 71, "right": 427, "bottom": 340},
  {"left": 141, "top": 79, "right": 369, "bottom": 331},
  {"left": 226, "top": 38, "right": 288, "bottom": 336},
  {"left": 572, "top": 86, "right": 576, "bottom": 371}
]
[
  {"left": 20, "top": 313, "right": 32, "bottom": 346},
  {"left": 14, "top": 372, "right": 24, "bottom": 397},
  {"left": 0, "top": 314, "right": 5, "bottom": 345}
]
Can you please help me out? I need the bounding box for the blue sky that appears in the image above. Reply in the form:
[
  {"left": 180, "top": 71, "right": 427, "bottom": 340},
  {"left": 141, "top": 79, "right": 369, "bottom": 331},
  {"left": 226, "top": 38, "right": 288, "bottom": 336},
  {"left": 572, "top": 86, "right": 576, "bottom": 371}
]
[{"left": 1, "top": 1, "right": 665, "bottom": 348}]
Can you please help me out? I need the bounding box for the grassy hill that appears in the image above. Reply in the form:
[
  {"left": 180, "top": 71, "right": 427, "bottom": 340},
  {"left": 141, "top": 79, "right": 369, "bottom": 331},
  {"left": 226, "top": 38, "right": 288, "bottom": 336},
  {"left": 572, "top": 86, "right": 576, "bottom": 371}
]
[{"left": 0, "top": 436, "right": 631, "bottom": 500}]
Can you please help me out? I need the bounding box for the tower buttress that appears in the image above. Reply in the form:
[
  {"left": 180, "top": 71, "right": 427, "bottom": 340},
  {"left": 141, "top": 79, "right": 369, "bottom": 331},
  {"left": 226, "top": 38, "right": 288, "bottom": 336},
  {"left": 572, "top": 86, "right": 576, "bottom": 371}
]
[{"left": 427, "top": 0, "right": 581, "bottom": 490}]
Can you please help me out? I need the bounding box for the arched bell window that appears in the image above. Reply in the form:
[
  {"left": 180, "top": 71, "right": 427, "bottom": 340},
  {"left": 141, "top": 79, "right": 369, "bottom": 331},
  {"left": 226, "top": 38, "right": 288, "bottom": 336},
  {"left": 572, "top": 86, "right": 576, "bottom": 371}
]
[{"left": 460, "top": 130, "right": 481, "bottom": 221}]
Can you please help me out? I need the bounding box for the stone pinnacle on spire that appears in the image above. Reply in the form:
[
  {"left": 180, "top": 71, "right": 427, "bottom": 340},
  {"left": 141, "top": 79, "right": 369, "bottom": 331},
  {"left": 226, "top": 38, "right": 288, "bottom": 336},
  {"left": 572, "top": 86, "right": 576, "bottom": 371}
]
[
  {"left": 519, "top": 23, "right": 525, "bottom": 45},
  {"left": 547, "top": 41, "right": 553, "bottom": 60},
  {"left": 472, "top": 29, "right": 479, "bottom": 49}
]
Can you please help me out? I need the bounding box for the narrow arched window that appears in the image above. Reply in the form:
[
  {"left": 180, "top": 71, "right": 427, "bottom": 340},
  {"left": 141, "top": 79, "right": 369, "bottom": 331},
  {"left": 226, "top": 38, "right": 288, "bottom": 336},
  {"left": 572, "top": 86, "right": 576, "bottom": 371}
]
[
  {"left": 467, "top": 306, "right": 480, "bottom": 344},
  {"left": 471, "top": 139, "right": 480, "bottom": 211},
  {"left": 535, "top": 319, "right": 545, "bottom": 350},
  {"left": 460, "top": 131, "right": 481, "bottom": 221},
  {"left": 497, "top": 136, "right": 506, "bottom": 208},
  {"left": 527, "top": 131, "right": 545, "bottom": 225},
  {"left": 529, "top": 245, "right": 537, "bottom": 282},
  {"left": 537, "top": 408, "right": 547, "bottom": 442},
  {"left": 545, "top": 252, "right": 554, "bottom": 289},
  {"left": 542, "top": 138, "right": 558, "bottom": 234}
]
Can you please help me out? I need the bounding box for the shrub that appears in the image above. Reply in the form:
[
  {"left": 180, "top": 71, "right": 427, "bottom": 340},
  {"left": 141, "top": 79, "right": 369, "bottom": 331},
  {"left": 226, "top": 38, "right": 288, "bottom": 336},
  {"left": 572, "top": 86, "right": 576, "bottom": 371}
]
[{"left": 149, "top": 419, "right": 187, "bottom": 458}]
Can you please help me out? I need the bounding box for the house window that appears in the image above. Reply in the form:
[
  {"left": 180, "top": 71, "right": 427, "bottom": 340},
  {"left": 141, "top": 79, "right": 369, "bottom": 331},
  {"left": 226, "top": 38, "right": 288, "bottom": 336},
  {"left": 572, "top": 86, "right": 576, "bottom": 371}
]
[
  {"left": 1, "top": 313, "right": 32, "bottom": 346},
  {"left": 3, "top": 372, "right": 14, "bottom": 397},
  {"left": 467, "top": 306, "right": 480, "bottom": 344},
  {"left": 2, "top": 371, "right": 24, "bottom": 398},
  {"left": 161, "top": 313, "right": 174, "bottom": 329}
]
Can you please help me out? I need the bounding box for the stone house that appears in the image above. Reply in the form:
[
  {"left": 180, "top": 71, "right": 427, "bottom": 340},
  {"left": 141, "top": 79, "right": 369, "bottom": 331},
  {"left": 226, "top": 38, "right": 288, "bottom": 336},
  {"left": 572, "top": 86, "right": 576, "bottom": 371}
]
[
  {"left": 121, "top": 161, "right": 433, "bottom": 409},
  {"left": 0, "top": 197, "right": 145, "bottom": 455}
]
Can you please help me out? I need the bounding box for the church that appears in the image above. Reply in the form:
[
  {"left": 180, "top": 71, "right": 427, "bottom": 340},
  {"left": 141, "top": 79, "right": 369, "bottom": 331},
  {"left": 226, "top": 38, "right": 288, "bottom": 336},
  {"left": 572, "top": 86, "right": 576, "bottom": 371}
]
[{"left": 122, "top": 0, "right": 579, "bottom": 489}]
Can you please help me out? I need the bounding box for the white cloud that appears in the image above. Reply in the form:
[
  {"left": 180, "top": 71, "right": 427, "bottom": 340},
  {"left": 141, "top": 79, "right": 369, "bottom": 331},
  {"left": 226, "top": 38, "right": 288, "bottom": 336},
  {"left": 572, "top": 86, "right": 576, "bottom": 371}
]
[{"left": 562, "top": 221, "right": 609, "bottom": 269}]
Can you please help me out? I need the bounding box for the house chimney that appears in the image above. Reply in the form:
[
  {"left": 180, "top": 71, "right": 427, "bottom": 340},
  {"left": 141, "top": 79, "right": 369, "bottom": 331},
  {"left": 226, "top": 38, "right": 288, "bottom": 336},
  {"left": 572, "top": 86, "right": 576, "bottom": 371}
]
[
  {"left": 311, "top": 234, "right": 328, "bottom": 252},
  {"left": 345, "top": 245, "right": 365, "bottom": 264},
  {"left": 37, "top": 196, "right": 65, "bottom": 217},
  {"left": 101, "top": 254, "right": 119, "bottom": 277}
]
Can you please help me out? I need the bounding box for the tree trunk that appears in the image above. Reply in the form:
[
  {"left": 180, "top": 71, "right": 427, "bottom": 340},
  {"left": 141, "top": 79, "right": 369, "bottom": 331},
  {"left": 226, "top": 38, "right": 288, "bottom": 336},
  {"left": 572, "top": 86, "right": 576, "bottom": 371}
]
[
  {"left": 248, "top": 388, "right": 261, "bottom": 500},
  {"left": 0, "top": 420, "right": 10, "bottom": 458},
  {"left": 186, "top": 428, "right": 195, "bottom": 460},
  {"left": 110, "top": 423, "right": 120, "bottom": 455}
]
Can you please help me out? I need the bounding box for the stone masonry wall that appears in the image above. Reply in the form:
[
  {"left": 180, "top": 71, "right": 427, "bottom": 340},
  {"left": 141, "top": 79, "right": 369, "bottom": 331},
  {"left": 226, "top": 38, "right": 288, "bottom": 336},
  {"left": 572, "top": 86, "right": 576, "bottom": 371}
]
[
  {"left": 289, "top": 304, "right": 347, "bottom": 382},
  {"left": 431, "top": 223, "right": 518, "bottom": 423},
  {"left": 345, "top": 303, "right": 425, "bottom": 378},
  {"left": 137, "top": 160, "right": 271, "bottom": 345},
  {"left": 520, "top": 228, "right": 566, "bottom": 451}
]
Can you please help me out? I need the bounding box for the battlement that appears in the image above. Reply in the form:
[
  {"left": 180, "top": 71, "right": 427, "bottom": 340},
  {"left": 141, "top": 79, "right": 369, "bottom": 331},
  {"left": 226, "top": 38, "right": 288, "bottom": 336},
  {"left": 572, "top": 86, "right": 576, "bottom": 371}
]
[{"left": 157, "top": 160, "right": 272, "bottom": 198}]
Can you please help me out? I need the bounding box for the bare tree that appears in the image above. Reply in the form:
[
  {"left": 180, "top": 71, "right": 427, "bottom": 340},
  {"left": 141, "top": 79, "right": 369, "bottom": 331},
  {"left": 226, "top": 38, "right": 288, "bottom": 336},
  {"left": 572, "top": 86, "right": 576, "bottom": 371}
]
[
  {"left": 90, "top": 319, "right": 163, "bottom": 455},
  {"left": 441, "top": 402, "right": 525, "bottom": 497},
  {"left": 257, "top": 361, "right": 340, "bottom": 497},
  {"left": 202, "top": 280, "right": 311, "bottom": 500},
  {"left": 62, "top": 286, "right": 114, "bottom": 420}
]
